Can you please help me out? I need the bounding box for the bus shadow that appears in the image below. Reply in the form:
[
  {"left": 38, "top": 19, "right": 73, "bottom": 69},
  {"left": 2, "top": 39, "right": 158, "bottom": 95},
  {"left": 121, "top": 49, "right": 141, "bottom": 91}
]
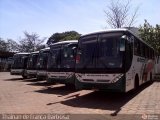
[
  {"left": 34, "top": 85, "right": 77, "bottom": 96},
  {"left": 60, "top": 82, "right": 153, "bottom": 116},
  {"left": 27, "top": 81, "right": 52, "bottom": 86},
  {"left": 4, "top": 77, "right": 39, "bottom": 82},
  {"left": 4, "top": 78, "right": 24, "bottom": 81},
  {"left": 21, "top": 78, "right": 42, "bottom": 82}
]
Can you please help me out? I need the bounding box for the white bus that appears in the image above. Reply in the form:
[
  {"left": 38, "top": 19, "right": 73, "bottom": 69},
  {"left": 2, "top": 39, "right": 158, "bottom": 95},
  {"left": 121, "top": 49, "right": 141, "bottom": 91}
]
[
  {"left": 36, "top": 47, "right": 50, "bottom": 80},
  {"left": 27, "top": 51, "right": 39, "bottom": 78},
  {"left": 75, "top": 29, "right": 155, "bottom": 92},
  {"left": 11, "top": 53, "right": 30, "bottom": 78},
  {"left": 47, "top": 40, "right": 78, "bottom": 85}
]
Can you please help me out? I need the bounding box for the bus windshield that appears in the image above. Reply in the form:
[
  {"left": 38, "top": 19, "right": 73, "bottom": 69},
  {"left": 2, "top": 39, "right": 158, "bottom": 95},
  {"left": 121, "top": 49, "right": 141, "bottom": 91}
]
[
  {"left": 48, "top": 45, "right": 61, "bottom": 69},
  {"left": 37, "top": 52, "right": 49, "bottom": 70},
  {"left": 12, "top": 54, "right": 28, "bottom": 69},
  {"left": 76, "top": 32, "right": 124, "bottom": 72},
  {"left": 27, "top": 54, "right": 39, "bottom": 69},
  {"left": 61, "top": 44, "right": 77, "bottom": 69},
  {"left": 48, "top": 43, "right": 77, "bottom": 70}
]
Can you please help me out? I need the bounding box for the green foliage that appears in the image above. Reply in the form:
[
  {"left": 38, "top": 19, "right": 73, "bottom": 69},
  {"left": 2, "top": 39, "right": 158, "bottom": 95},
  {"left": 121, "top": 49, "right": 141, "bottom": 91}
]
[
  {"left": 7, "top": 39, "right": 20, "bottom": 52},
  {"left": 0, "top": 32, "right": 46, "bottom": 53},
  {"left": 139, "top": 20, "right": 160, "bottom": 54},
  {"left": 19, "top": 31, "right": 46, "bottom": 52},
  {"left": 0, "top": 38, "right": 19, "bottom": 52},
  {"left": 0, "top": 38, "right": 8, "bottom": 51},
  {"left": 47, "top": 31, "right": 81, "bottom": 45}
]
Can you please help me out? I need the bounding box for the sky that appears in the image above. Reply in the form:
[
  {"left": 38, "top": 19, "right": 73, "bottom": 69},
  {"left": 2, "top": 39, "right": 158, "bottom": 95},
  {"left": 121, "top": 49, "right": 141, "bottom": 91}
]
[{"left": 0, "top": 0, "right": 160, "bottom": 42}]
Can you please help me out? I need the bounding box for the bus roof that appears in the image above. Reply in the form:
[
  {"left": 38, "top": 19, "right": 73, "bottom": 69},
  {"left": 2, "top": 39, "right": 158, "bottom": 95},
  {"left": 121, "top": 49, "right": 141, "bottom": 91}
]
[
  {"left": 50, "top": 40, "right": 78, "bottom": 46},
  {"left": 40, "top": 47, "right": 50, "bottom": 52},
  {"left": 30, "top": 51, "right": 39, "bottom": 54},
  {"left": 80, "top": 28, "right": 154, "bottom": 50},
  {"left": 14, "top": 52, "right": 30, "bottom": 55},
  {"left": 80, "top": 28, "right": 129, "bottom": 37}
]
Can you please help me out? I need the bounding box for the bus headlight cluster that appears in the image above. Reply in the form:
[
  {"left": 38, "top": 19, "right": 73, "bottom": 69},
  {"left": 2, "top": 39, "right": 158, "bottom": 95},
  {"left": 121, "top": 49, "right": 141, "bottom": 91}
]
[{"left": 111, "top": 74, "right": 123, "bottom": 83}]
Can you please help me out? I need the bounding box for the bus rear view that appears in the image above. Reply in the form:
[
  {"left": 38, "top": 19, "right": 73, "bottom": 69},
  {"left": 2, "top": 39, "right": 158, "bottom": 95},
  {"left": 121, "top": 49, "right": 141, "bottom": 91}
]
[{"left": 75, "top": 29, "right": 155, "bottom": 92}]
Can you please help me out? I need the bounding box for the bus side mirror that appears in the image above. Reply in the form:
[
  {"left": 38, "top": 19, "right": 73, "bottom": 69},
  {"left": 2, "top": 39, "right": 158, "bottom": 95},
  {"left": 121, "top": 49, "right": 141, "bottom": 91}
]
[
  {"left": 120, "top": 35, "right": 126, "bottom": 51},
  {"left": 72, "top": 47, "right": 77, "bottom": 57}
]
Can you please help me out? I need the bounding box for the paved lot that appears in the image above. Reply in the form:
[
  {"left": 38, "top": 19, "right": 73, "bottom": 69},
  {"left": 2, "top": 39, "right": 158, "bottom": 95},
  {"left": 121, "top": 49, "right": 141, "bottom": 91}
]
[{"left": 0, "top": 72, "right": 160, "bottom": 118}]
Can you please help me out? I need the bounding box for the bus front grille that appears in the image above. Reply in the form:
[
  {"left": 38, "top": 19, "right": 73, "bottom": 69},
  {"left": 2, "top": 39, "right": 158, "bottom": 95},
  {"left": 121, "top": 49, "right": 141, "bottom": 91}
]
[
  {"left": 83, "top": 79, "right": 94, "bottom": 82},
  {"left": 97, "top": 79, "right": 110, "bottom": 83}
]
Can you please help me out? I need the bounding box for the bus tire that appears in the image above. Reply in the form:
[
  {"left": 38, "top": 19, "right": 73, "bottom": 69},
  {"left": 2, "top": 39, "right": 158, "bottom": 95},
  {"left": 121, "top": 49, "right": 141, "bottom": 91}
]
[
  {"left": 22, "top": 70, "right": 28, "bottom": 79},
  {"left": 22, "top": 75, "right": 27, "bottom": 79},
  {"left": 134, "top": 74, "right": 139, "bottom": 90}
]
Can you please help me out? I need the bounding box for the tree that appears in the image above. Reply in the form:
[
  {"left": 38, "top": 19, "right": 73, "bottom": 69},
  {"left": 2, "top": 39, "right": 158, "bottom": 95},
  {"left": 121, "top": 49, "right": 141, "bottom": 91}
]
[
  {"left": 47, "top": 31, "right": 81, "bottom": 45},
  {"left": 19, "top": 31, "right": 46, "bottom": 52},
  {"left": 6, "top": 39, "right": 20, "bottom": 52},
  {"left": 139, "top": 20, "right": 160, "bottom": 53},
  {"left": 0, "top": 38, "right": 8, "bottom": 51},
  {"left": 104, "top": 0, "right": 139, "bottom": 28},
  {"left": 0, "top": 38, "right": 20, "bottom": 52}
]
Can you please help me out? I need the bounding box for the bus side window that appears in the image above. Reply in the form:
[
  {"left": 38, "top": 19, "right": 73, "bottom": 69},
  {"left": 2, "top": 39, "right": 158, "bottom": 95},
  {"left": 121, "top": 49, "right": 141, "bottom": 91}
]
[
  {"left": 152, "top": 50, "right": 154, "bottom": 59},
  {"left": 134, "top": 38, "right": 138, "bottom": 55},
  {"left": 140, "top": 42, "right": 144, "bottom": 57},
  {"left": 134, "top": 38, "right": 140, "bottom": 56},
  {"left": 148, "top": 47, "right": 150, "bottom": 59},
  {"left": 147, "top": 47, "right": 150, "bottom": 58},
  {"left": 149, "top": 48, "right": 151, "bottom": 59},
  {"left": 145, "top": 46, "right": 148, "bottom": 58}
]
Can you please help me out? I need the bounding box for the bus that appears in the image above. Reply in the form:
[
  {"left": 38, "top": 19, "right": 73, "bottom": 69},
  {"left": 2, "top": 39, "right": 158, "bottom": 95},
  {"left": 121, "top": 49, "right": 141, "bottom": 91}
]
[
  {"left": 27, "top": 51, "right": 39, "bottom": 78},
  {"left": 36, "top": 47, "right": 50, "bottom": 80},
  {"left": 75, "top": 29, "right": 155, "bottom": 92},
  {"left": 11, "top": 53, "right": 30, "bottom": 78},
  {"left": 47, "top": 40, "right": 78, "bottom": 85}
]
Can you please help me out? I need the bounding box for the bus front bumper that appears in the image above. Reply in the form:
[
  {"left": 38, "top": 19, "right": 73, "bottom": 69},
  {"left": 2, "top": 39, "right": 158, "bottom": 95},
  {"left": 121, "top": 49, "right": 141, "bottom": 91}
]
[
  {"left": 10, "top": 69, "right": 23, "bottom": 75},
  {"left": 47, "top": 72, "right": 75, "bottom": 84},
  {"left": 37, "top": 70, "right": 47, "bottom": 79},
  {"left": 75, "top": 74, "right": 125, "bottom": 92},
  {"left": 27, "top": 70, "right": 37, "bottom": 77}
]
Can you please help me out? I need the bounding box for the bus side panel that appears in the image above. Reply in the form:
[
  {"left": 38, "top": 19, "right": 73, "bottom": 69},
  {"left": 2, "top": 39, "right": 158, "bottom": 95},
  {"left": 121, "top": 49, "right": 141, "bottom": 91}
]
[
  {"left": 125, "top": 55, "right": 140, "bottom": 92},
  {"left": 125, "top": 55, "right": 155, "bottom": 92}
]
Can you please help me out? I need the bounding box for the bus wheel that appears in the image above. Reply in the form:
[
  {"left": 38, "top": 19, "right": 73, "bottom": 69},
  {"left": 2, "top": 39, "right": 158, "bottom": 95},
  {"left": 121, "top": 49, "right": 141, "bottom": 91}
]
[
  {"left": 134, "top": 74, "right": 139, "bottom": 90},
  {"left": 22, "top": 75, "right": 27, "bottom": 79}
]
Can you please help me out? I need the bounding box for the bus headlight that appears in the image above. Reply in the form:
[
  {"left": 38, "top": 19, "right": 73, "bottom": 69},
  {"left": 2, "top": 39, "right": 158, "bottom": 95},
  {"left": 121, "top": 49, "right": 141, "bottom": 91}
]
[{"left": 112, "top": 74, "right": 123, "bottom": 83}]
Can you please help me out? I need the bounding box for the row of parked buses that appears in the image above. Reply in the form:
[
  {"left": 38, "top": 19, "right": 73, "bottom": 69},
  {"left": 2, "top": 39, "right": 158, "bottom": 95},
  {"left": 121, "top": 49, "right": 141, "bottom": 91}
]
[{"left": 10, "top": 29, "right": 160, "bottom": 92}]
